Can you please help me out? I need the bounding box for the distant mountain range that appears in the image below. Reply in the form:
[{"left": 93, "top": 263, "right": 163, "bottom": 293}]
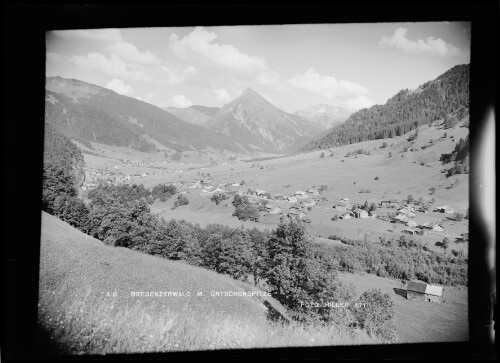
[
  {"left": 301, "top": 64, "right": 470, "bottom": 151},
  {"left": 205, "top": 88, "right": 325, "bottom": 153},
  {"left": 163, "top": 105, "right": 220, "bottom": 126},
  {"left": 293, "top": 104, "right": 351, "bottom": 129},
  {"left": 46, "top": 64, "right": 469, "bottom": 157},
  {"left": 45, "top": 77, "right": 246, "bottom": 153}
]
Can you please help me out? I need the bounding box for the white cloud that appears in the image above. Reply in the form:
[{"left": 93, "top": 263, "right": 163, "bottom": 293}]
[
  {"left": 160, "top": 64, "right": 198, "bottom": 85},
  {"left": 214, "top": 88, "right": 232, "bottom": 105},
  {"left": 288, "top": 68, "right": 374, "bottom": 112},
  {"left": 380, "top": 28, "right": 461, "bottom": 57},
  {"left": 105, "top": 78, "right": 134, "bottom": 95},
  {"left": 106, "top": 42, "right": 161, "bottom": 65},
  {"left": 169, "top": 94, "right": 193, "bottom": 108},
  {"left": 342, "top": 95, "right": 375, "bottom": 112},
  {"left": 169, "top": 26, "right": 280, "bottom": 86},
  {"left": 288, "top": 68, "right": 369, "bottom": 98},
  {"left": 52, "top": 29, "right": 122, "bottom": 42},
  {"left": 70, "top": 53, "right": 149, "bottom": 81}
]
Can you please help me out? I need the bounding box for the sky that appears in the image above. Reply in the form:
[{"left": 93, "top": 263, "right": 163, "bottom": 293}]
[{"left": 46, "top": 22, "right": 470, "bottom": 113}]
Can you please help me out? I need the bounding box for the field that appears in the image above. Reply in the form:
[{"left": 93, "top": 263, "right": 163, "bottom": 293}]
[
  {"left": 100, "top": 121, "right": 469, "bottom": 255},
  {"left": 38, "top": 212, "right": 377, "bottom": 355}
]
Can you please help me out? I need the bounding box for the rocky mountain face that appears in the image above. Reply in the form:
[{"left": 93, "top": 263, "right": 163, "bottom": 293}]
[
  {"left": 294, "top": 104, "right": 351, "bottom": 129},
  {"left": 205, "top": 88, "right": 325, "bottom": 153},
  {"left": 164, "top": 105, "right": 220, "bottom": 127}
]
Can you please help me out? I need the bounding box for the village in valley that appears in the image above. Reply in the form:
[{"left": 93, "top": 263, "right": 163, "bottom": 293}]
[
  {"left": 79, "top": 116, "right": 470, "bottom": 259},
  {"left": 38, "top": 22, "right": 474, "bottom": 352}
]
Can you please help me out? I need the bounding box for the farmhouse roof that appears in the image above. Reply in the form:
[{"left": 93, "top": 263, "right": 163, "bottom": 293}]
[
  {"left": 425, "top": 284, "right": 443, "bottom": 297},
  {"left": 407, "top": 281, "right": 428, "bottom": 293},
  {"left": 353, "top": 208, "right": 366, "bottom": 213}
]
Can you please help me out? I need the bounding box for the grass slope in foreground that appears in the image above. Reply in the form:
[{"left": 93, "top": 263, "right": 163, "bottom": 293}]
[{"left": 38, "top": 212, "right": 376, "bottom": 355}]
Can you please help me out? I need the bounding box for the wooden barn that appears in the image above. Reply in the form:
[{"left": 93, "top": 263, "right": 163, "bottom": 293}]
[{"left": 406, "top": 281, "right": 444, "bottom": 303}]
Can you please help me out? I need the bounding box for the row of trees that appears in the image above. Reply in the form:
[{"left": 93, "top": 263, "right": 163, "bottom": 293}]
[
  {"left": 88, "top": 183, "right": 178, "bottom": 204},
  {"left": 325, "top": 234, "right": 467, "bottom": 286}
]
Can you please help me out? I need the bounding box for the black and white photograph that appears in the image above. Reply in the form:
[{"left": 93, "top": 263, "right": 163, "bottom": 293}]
[{"left": 2, "top": 2, "right": 496, "bottom": 360}]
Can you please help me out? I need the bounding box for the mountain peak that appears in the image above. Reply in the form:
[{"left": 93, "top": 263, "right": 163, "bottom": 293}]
[{"left": 242, "top": 88, "right": 259, "bottom": 96}]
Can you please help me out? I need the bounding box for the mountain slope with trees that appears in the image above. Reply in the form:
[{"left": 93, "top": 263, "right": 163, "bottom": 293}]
[
  {"left": 301, "top": 64, "right": 469, "bottom": 151},
  {"left": 46, "top": 77, "right": 247, "bottom": 153}
]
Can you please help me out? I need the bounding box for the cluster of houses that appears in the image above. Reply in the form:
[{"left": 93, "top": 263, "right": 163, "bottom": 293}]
[
  {"left": 188, "top": 179, "right": 323, "bottom": 221},
  {"left": 192, "top": 178, "right": 322, "bottom": 207},
  {"left": 332, "top": 198, "right": 376, "bottom": 220},
  {"left": 331, "top": 197, "right": 450, "bottom": 236}
]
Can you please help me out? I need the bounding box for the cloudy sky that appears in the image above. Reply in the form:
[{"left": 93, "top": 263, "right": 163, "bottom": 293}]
[{"left": 46, "top": 22, "right": 470, "bottom": 113}]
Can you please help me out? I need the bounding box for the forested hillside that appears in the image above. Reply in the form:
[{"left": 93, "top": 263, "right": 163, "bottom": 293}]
[
  {"left": 45, "top": 77, "right": 247, "bottom": 153},
  {"left": 43, "top": 123, "right": 86, "bottom": 188},
  {"left": 302, "top": 64, "right": 469, "bottom": 151},
  {"left": 46, "top": 91, "right": 157, "bottom": 152}
]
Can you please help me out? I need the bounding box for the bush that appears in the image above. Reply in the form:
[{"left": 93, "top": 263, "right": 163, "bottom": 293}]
[
  {"left": 210, "top": 193, "right": 227, "bottom": 205},
  {"left": 454, "top": 212, "right": 464, "bottom": 221},
  {"left": 442, "top": 237, "right": 450, "bottom": 250},
  {"left": 233, "top": 204, "right": 259, "bottom": 222},
  {"left": 353, "top": 289, "right": 397, "bottom": 342},
  {"left": 374, "top": 176, "right": 379, "bottom": 180},
  {"left": 331, "top": 215, "right": 339, "bottom": 221},
  {"left": 320, "top": 152, "right": 325, "bottom": 158},
  {"left": 381, "top": 142, "right": 388, "bottom": 149},
  {"left": 232, "top": 194, "right": 249, "bottom": 208}
]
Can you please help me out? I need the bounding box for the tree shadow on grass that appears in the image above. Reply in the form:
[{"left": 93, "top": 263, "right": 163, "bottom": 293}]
[
  {"left": 393, "top": 288, "right": 407, "bottom": 299},
  {"left": 264, "top": 300, "right": 290, "bottom": 325}
]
